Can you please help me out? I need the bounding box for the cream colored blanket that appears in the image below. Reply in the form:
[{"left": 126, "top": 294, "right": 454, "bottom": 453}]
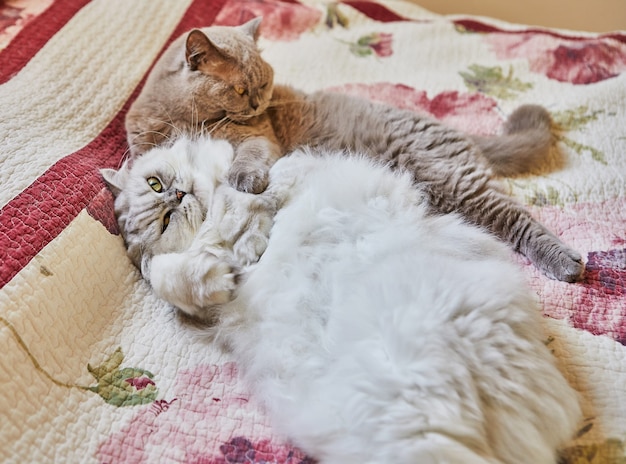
[{"left": 1, "top": 0, "right": 625, "bottom": 462}]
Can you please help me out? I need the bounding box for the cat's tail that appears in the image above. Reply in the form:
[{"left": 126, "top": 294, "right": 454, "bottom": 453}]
[{"left": 471, "top": 104, "right": 553, "bottom": 177}]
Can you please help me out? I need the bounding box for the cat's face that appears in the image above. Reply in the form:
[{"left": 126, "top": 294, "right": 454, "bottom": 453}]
[
  {"left": 101, "top": 137, "right": 234, "bottom": 275},
  {"left": 184, "top": 18, "right": 274, "bottom": 123}
]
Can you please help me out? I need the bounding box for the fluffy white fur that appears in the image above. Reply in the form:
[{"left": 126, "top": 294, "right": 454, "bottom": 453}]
[{"left": 103, "top": 137, "right": 581, "bottom": 463}]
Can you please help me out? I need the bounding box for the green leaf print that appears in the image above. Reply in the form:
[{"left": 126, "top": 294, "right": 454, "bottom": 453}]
[
  {"left": 552, "top": 106, "right": 603, "bottom": 131},
  {"left": 460, "top": 64, "right": 533, "bottom": 99},
  {"left": 326, "top": 2, "right": 349, "bottom": 29},
  {"left": 347, "top": 32, "right": 394, "bottom": 58},
  {"left": 87, "top": 346, "right": 124, "bottom": 379},
  {"left": 552, "top": 106, "right": 607, "bottom": 165},
  {"left": 1, "top": 315, "right": 159, "bottom": 407},
  {"left": 88, "top": 347, "right": 158, "bottom": 407}
]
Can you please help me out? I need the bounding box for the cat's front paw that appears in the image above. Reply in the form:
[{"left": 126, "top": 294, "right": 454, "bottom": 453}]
[
  {"left": 234, "top": 229, "right": 270, "bottom": 266},
  {"left": 544, "top": 247, "right": 585, "bottom": 283},
  {"left": 217, "top": 189, "right": 275, "bottom": 266},
  {"left": 150, "top": 252, "right": 237, "bottom": 319},
  {"left": 228, "top": 162, "right": 270, "bottom": 194}
]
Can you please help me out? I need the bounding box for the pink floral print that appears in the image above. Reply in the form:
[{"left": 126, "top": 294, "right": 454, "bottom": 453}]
[
  {"left": 97, "top": 363, "right": 308, "bottom": 463},
  {"left": 331, "top": 82, "right": 503, "bottom": 135},
  {"left": 199, "top": 437, "right": 312, "bottom": 464},
  {"left": 485, "top": 32, "right": 626, "bottom": 85},
  {"left": 348, "top": 32, "right": 393, "bottom": 57},
  {"left": 0, "top": 0, "right": 53, "bottom": 50},
  {"left": 525, "top": 197, "right": 626, "bottom": 344},
  {"left": 215, "top": 0, "right": 321, "bottom": 42}
]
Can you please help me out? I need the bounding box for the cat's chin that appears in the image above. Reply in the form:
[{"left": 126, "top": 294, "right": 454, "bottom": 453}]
[
  {"left": 228, "top": 114, "right": 257, "bottom": 123},
  {"left": 228, "top": 108, "right": 268, "bottom": 123}
]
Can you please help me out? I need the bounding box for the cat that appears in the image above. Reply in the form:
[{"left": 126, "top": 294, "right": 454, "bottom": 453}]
[
  {"left": 102, "top": 135, "right": 581, "bottom": 464},
  {"left": 124, "top": 18, "right": 584, "bottom": 283}
]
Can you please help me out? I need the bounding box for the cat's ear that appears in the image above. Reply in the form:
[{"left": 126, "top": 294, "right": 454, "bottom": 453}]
[
  {"left": 239, "top": 17, "right": 262, "bottom": 42},
  {"left": 185, "top": 29, "right": 226, "bottom": 71},
  {"left": 100, "top": 168, "right": 126, "bottom": 198}
]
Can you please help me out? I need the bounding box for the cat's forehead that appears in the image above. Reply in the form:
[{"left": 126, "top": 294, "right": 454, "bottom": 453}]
[
  {"left": 131, "top": 149, "right": 177, "bottom": 179},
  {"left": 201, "top": 27, "right": 266, "bottom": 66},
  {"left": 129, "top": 137, "right": 234, "bottom": 183},
  {"left": 204, "top": 26, "right": 254, "bottom": 48}
]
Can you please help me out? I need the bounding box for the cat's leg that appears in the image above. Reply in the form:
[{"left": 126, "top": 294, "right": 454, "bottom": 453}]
[
  {"left": 212, "top": 184, "right": 277, "bottom": 266},
  {"left": 385, "top": 118, "right": 583, "bottom": 282},
  {"left": 229, "top": 136, "right": 282, "bottom": 194},
  {"left": 229, "top": 210, "right": 273, "bottom": 266},
  {"left": 149, "top": 249, "right": 236, "bottom": 319},
  {"left": 458, "top": 186, "right": 583, "bottom": 282}
]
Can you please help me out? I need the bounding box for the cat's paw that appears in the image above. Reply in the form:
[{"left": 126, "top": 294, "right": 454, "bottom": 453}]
[
  {"left": 193, "top": 257, "right": 237, "bottom": 306},
  {"left": 233, "top": 203, "right": 274, "bottom": 265},
  {"left": 150, "top": 251, "right": 237, "bottom": 318},
  {"left": 542, "top": 247, "right": 585, "bottom": 282},
  {"left": 228, "top": 162, "right": 270, "bottom": 194},
  {"left": 234, "top": 230, "right": 270, "bottom": 266}
]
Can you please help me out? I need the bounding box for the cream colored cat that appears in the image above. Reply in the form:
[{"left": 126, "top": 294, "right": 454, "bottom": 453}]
[
  {"left": 125, "top": 18, "right": 584, "bottom": 282},
  {"left": 102, "top": 136, "right": 582, "bottom": 464}
]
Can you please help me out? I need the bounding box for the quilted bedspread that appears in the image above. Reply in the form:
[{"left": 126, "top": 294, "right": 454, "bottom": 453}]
[{"left": 1, "top": 0, "right": 625, "bottom": 462}]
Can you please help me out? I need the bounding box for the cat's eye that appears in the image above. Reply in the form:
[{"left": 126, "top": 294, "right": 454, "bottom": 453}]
[
  {"left": 162, "top": 211, "right": 172, "bottom": 233},
  {"left": 147, "top": 177, "right": 163, "bottom": 193},
  {"left": 233, "top": 85, "right": 246, "bottom": 95}
]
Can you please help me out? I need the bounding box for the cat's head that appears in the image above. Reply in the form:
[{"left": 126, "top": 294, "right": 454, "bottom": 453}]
[
  {"left": 101, "top": 137, "right": 234, "bottom": 277},
  {"left": 125, "top": 18, "right": 274, "bottom": 156},
  {"left": 181, "top": 17, "right": 274, "bottom": 123}
]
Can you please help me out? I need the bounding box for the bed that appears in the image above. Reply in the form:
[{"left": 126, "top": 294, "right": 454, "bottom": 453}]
[{"left": 1, "top": 0, "right": 625, "bottom": 462}]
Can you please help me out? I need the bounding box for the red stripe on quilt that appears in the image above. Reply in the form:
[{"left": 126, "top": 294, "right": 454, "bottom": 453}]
[
  {"left": 0, "top": 0, "right": 230, "bottom": 289},
  {"left": 454, "top": 19, "right": 626, "bottom": 45},
  {"left": 0, "top": 0, "right": 91, "bottom": 85},
  {"left": 342, "top": 1, "right": 413, "bottom": 22}
]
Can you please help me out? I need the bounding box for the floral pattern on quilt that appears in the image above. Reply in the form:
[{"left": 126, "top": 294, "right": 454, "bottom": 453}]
[
  {"left": 215, "top": 0, "right": 322, "bottom": 41},
  {"left": 0, "top": 317, "right": 159, "bottom": 407},
  {"left": 486, "top": 34, "right": 626, "bottom": 85},
  {"left": 0, "top": 0, "right": 52, "bottom": 50},
  {"left": 2, "top": 0, "right": 626, "bottom": 462},
  {"left": 97, "top": 363, "right": 311, "bottom": 463},
  {"left": 346, "top": 31, "right": 393, "bottom": 57},
  {"left": 455, "top": 19, "right": 626, "bottom": 84},
  {"left": 330, "top": 82, "right": 502, "bottom": 135}
]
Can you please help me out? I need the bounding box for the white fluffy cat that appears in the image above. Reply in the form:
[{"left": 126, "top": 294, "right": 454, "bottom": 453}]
[{"left": 102, "top": 137, "right": 581, "bottom": 464}]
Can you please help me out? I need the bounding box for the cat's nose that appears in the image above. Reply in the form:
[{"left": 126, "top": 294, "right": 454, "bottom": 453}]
[
  {"left": 250, "top": 97, "right": 259, "bottom": 110},
  {"left": 176, "top": 189, "right": 186, "bottom": 201}
]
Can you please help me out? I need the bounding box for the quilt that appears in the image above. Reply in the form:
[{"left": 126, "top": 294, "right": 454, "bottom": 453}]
[{"left": 1, "top": 0, "right": 625, "bottom": 462}]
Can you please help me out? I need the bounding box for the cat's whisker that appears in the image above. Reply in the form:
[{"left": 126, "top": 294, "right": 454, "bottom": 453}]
[
  {"left": 123, "top": 125, "right": 179, "bottom": 164},
  {"left": 154, "top": 112, "right": 185, "bottom": 141},
  {"left": 137, "top": 130, "right": 172, "bottom": 145},
  {"left": 130, "top": 140, "right": 159, "bottom": 151},
  {"left": 190, "top": 98, "right": 201, "bottom": 139},
  {"left": 118, "top": 145, "right": 136, "bottom": 168},
  {"left": 204, "top": 116, "right": 233, "bottom": 136}
]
